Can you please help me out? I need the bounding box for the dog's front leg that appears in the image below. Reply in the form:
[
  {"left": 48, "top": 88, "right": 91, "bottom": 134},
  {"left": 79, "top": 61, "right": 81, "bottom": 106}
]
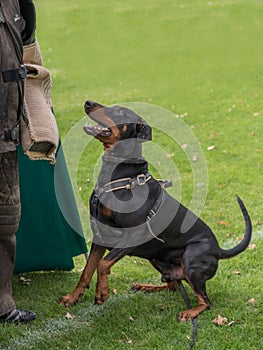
[
  {"left": 59, "top": 243, "right": 106, "bottom": 307},
  {"left": 95, "top": 247, "right": 132, "bottom": 304}
]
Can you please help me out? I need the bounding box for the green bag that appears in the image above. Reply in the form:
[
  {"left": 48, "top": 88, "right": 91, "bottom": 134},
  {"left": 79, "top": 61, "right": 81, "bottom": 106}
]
[{"left": 14, "top": 145, "right": 87, "bottom": 273}]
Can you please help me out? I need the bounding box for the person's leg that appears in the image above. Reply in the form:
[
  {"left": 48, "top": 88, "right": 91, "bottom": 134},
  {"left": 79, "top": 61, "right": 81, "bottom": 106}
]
[{"left": 0, "top": 151, "right": 35, "bottom": 323}]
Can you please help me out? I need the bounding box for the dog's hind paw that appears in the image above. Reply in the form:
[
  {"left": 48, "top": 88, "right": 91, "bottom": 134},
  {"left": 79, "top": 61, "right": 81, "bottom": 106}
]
[
  {"left": 178, "top": 305, "right": 207, "bottom": 322},
  {"left": 178, "top": 310, "right": 196, "bottom": 322}
]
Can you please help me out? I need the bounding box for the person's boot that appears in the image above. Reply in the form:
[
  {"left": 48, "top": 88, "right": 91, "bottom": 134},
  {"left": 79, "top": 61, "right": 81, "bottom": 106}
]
[{"left": 0, "top": 308, "right": 36, "bottom": 323}]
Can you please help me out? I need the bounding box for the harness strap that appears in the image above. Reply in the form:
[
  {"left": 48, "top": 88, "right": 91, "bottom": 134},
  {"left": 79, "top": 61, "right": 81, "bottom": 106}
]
[
  {"left": 2, "top": 65, "right": 27, "bottom": 82},
  {"left": 4, "top": 126, "right": 20, "bottom": 143},
  {"left": 146, "top": 189, "right": 164, "bottom": 220},
  {"left": 19, "top": 0, "right": 36, "bottom": 45},
  {"left": 145, "top": 190, "right": 166, "bottom": 243},
  {"left": 98, "top": 173, "right": 152, "bottom": 195}
]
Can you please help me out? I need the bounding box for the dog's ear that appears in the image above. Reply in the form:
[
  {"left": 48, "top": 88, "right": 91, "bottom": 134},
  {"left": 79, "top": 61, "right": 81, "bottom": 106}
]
[{"left": 136, "top": 119, "right": 152, "bottom": 142}]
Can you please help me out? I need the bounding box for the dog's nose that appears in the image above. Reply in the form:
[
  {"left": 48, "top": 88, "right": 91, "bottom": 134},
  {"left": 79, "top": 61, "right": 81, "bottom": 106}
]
[
  {"left": 84, "top": 100, "right": 97, "bottom": 114},
  {"left": 84, "top": 100, "right": 104, "bottom": 114},
  {"left": 84, "top": 100, "right": 95, "bottom": 109}
]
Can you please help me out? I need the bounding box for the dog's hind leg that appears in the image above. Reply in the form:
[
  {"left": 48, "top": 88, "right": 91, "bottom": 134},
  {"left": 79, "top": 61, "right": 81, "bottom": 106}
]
[
  {"left": 59, "top": 243, "right": 106, "bottom": 307},
  {"left": 178, "top": 247, "right": 217, "bottom": 321},
  {"left": 178, "top": 278, "right": 211, "bottom": 321},
  {"left": 131, "top": 281, "right": 177, "bottom": 293}
]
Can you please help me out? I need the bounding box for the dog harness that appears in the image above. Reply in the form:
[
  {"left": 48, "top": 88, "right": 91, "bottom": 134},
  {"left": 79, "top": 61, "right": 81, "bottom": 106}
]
[
  {"left": 95, "top": 172, "right": 152, "bottom": 196},
  {"left": 90, "top": 175, "right": 173, "bottom": 248}
]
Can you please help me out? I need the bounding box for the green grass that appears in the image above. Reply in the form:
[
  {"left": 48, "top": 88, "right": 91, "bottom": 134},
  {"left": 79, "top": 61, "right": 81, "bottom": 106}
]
[{"left": 1, "top": 0, "right": 263, "bottom": 349}]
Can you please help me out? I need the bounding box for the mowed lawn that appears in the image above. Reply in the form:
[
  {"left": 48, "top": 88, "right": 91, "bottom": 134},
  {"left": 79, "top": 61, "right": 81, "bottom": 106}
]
[{"left": 0, "top": 1, "right": 262, "bottom": 349}]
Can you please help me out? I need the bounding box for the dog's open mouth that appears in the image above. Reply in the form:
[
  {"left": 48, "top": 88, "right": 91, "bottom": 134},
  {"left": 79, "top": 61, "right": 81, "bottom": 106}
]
[{"left": 83, "top": 123, "right": 112, "bottom": 138}]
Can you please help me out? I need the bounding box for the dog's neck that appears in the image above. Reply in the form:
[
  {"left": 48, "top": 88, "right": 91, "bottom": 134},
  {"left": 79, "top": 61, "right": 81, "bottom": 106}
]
[{"left": 97, "top": 141, "right": 149, "bottom": 186}]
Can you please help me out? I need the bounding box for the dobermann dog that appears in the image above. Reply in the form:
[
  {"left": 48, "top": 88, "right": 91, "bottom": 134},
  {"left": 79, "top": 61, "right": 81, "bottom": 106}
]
[{"left": 60, "top": 100, "right": 252, "bottom": 321}]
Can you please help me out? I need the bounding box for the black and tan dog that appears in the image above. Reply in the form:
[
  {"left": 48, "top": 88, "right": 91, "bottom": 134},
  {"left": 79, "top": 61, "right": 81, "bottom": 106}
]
[{"left": 60, "top": 100, "right": 252, "bottom": 321}]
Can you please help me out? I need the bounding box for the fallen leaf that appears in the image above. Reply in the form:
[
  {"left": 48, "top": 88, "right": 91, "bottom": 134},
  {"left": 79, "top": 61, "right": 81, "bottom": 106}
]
[
  {"left": 210, "top": 132, "right": 218, "bottom": 140},
  {"left": 232, "top": 269, "right": 241, "bottom": 275},
  {"left": 113, "top": 288, "right": 118, "bottom": 295},
  {"left": 166, "top": 153, "right": 174, "bottom": 160},
  {"left": 20, "top": 276, "right": 31, "bottom": 286},
  {"left": 129, "top": 316, "right": 135, "bottom": 322},
  {"left": 207, "top": 145, "right": 216, "bottom": 151},
  {"left": 212, "top": 315, "right": 228, "bottom": 326},
  {"left": 248, "top": 298, "right": 256, "bottom": 305},
  {"left": 216, "top": 220, "right": 229, "bottom": 226},
  {"left": 228, "top": 321, "right": 235, "bottom": 326},
  {"left": 175, "top": 113, "right": 188, "bottom": 118},
  {"left": 249, "top": 243, "right": 256, "bottom": 250}
]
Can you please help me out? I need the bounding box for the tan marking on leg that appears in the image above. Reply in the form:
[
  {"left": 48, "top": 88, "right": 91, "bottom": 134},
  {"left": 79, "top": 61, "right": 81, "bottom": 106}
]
[
  {"left": 94, "top": 257, "right": 118, "bottom": 304},
  {"left": 178, "top": 293, "right": 209, "bottom": 321},
  {"left": 131, "top": 283, "right": 169, "bottom": 293},
  {"left": 59, "top": 245, "right": 106, "bottom": 307}
]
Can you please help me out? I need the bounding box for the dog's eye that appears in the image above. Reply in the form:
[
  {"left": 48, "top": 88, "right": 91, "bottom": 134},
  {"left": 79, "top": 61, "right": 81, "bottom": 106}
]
[{"left": 114, "top": 106, "right": 124, "bottom": 115}]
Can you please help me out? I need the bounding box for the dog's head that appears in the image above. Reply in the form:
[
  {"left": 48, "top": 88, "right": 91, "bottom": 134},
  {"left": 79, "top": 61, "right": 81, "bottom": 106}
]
[{"left": 83, "top": 100, "right": 152, "bottom": 153}]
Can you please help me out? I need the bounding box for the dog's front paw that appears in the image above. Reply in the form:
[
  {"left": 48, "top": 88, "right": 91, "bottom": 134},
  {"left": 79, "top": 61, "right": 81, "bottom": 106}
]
[
  {"left": 59, "top": 292, "right": 83, "bottom": 307},
  {"left": 94, "top": 283, "right": 110, "bottom": 305},
  {"left": 94, "top": 289, "right": 110, "bottom": 305}
]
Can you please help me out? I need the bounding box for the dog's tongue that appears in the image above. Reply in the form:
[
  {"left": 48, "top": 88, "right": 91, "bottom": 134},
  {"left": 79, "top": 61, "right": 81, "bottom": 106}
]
[{"left": 83, "top": 124, "right": 111, "bottom": 137}]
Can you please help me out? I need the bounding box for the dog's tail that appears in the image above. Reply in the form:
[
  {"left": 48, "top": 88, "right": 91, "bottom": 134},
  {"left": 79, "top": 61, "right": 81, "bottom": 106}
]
[{"left": 219, "top": 195, "right": 252, "bottom": 260}]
